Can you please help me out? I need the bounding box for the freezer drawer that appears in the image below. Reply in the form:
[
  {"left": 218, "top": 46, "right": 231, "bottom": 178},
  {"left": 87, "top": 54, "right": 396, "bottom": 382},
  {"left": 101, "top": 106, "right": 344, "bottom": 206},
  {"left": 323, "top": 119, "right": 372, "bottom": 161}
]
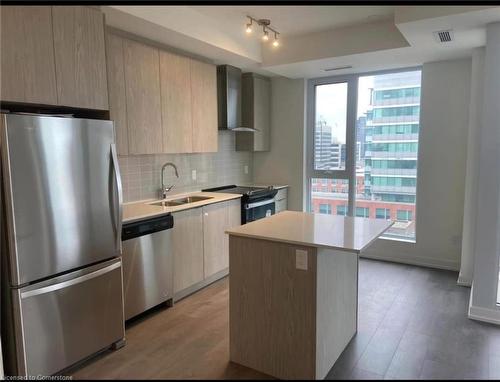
[{"left": 12, "top": 258, "right": 125, "bottom": 376}]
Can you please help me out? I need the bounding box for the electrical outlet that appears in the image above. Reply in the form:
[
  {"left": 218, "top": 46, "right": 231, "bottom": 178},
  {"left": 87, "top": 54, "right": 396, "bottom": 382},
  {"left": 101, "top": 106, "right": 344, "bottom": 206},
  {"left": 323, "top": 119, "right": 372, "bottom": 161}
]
[
  {"left": 295, "top": 249, "right": 308, "bottom": 270},
  {"left": 191, "top": 170, "right": 197, "bottom": 181},
  {"left": 244, "top": 165, "right": 249, "bottom": 175}
]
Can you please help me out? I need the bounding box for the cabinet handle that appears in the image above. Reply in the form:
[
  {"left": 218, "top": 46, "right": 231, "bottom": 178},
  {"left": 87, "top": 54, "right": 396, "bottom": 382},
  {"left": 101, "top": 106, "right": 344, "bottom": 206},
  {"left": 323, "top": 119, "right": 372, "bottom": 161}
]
[{"left": 204, "top": 212, "right": 209, "bottom": 216}]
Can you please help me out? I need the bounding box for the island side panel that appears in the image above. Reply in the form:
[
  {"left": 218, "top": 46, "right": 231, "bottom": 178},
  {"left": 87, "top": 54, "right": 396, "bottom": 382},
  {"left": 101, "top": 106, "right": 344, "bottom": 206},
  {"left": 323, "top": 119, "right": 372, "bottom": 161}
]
[
  {"left": 229, "top": 235, "right": 317, "bottom": 380},
  {"left": 315, "top": 248, "right": 358, "bottom": 379}
]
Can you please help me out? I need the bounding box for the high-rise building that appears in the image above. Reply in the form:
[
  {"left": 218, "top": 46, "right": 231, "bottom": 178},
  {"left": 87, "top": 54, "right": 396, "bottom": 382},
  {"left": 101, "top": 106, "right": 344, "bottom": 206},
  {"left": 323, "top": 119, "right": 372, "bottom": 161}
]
[
  {"left": 362, "top": 71, "right": 421, "bottom": 238},
  {"left": 355, "top": 116, "right": 367, "bottom": 167},
  {"left": 314, "top": 119, "right": 342, "bottom": 170}
]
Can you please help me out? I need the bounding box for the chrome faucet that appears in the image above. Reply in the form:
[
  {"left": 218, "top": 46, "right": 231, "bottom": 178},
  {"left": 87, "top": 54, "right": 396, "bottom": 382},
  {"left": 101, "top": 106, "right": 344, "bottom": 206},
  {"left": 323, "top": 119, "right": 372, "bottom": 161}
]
[{"left": 160, "top": 162, "right": 179, "bottom": 199}]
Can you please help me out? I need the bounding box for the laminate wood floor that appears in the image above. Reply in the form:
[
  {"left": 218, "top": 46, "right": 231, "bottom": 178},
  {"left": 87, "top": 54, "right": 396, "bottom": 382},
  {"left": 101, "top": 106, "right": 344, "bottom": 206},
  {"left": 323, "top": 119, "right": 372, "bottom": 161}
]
[
  {"left": 69, "top": 259, "right": 500, "bottom": 380},
  {"left": 68, "top": 276, "right": 270, "bottom": 380},
  {"left": 329, "top": 259, "right": 500, "bottom": 380}
]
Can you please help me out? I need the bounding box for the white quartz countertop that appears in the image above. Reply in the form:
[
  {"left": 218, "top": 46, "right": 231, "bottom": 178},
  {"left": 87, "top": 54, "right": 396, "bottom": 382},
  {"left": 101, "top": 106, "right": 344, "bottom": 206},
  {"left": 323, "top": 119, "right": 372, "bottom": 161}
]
[
  {"left": 123, "top": 191, "right": 241, "bottom": 224},
  {"left": 225, "top": 210, "right": 393, "bottom": 253}
]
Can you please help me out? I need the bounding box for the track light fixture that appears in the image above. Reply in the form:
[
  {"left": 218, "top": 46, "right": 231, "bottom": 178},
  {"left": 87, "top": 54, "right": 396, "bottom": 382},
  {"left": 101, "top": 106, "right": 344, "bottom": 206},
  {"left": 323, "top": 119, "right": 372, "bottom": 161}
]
[
  {"left": 245, "top": 16, "right": 280, "bottom": 47},
  {"left": 245, "top": 18, "right": 253, "bottom": 34},
  {"left": 272, "top": 32, "right": 280, "bottom": 47},
  {"left": 262, "top": 28, "right": 269, "bottom": 41}
]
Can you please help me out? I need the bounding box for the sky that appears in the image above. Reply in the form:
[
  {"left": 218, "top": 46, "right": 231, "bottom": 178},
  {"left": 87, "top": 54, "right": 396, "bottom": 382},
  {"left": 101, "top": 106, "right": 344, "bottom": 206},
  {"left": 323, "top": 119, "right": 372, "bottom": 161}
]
[{"left": 315, "top": 76, "right": 374, "bottom": 143}]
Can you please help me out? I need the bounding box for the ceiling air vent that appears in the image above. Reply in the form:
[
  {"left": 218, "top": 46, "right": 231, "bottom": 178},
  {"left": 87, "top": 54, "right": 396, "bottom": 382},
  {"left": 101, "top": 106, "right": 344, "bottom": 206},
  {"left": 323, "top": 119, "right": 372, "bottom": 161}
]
[
  {"left": 433, "top": 29, "right": 454, "bottom": 43},
  {"left": 323, "top": 65, "right": 353, "bottom": 72}
]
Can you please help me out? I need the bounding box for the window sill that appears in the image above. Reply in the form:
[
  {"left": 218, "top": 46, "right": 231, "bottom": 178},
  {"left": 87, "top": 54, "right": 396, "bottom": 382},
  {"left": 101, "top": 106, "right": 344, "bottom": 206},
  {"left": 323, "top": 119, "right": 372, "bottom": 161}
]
[{"left": 379, "top": 235, "right": 416, "bottom": 244}]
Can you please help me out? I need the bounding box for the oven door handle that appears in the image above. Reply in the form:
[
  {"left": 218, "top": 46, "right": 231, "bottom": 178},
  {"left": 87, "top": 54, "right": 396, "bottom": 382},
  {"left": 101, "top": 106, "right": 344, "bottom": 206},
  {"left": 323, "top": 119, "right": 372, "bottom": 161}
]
[{"left": 245, "top": 198, "right": 275, "bottom": 209}]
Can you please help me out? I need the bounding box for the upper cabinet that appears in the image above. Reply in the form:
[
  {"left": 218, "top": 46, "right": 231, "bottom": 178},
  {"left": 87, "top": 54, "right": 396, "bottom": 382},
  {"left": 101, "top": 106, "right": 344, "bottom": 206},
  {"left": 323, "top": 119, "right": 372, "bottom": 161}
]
[
  {"left": 236, "top": 73, "right": 271, "bottom": 152},
  {"left": 1, "top": 6, "right": 58, "bottom": 105},
  {"left": 106, "top": 30, "right": 218, "bottom": 155},
  {"left": 123, "top": 39, "right": 163, "bottom": 154},
  {"left": 160, "top": 51, "right": 193, "bottom": 153},
  {"left": 0, "top": 6, "right": 108, "bottom": 110},
  {"left": 52, "top": 6, "right": 108, "bottom": 110},
  {"left": 105, "top": 33, "right": 129, "bottom": 155},
  {"left": 190, "top": 60, "right": 218, "bottom": 153}
]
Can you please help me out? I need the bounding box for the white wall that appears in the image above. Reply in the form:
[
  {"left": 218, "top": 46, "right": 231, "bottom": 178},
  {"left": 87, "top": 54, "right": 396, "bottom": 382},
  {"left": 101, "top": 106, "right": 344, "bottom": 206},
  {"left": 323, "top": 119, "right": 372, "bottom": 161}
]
[
  {"left": 459, "top": 48, "right": 485, "bottom": 286},
  {"left": 253, "top": 77, "right": 306, "bottom": 211},
  {"left": 359, "top": 59, "right": 473, "bottom": 270},
  {"left": 469, "top": 22, "right": 500, "bottom": 324}
]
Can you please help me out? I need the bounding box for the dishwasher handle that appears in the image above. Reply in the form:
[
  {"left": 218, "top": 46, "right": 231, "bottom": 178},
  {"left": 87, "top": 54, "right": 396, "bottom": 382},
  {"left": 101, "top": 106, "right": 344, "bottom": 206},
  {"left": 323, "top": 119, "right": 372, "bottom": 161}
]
[{"left": 122, "top": 214, "right": 174, "bottom": 241}]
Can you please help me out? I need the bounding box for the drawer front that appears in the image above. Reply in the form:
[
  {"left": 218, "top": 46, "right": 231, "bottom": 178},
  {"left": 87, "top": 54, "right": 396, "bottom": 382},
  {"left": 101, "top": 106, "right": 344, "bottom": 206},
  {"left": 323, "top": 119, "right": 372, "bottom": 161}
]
[
  {"left": 17, "top": 259, "right": 124, "bottom": 376},
  {"left": 275, "top": 188, "right": 288, "bottom": 201}
]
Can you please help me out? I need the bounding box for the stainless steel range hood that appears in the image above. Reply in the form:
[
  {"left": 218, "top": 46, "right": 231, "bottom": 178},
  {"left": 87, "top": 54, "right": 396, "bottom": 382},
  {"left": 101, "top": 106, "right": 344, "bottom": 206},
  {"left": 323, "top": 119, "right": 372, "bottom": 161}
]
[{"left": 217, "top": 65, "right": 257, "bottom": 132}]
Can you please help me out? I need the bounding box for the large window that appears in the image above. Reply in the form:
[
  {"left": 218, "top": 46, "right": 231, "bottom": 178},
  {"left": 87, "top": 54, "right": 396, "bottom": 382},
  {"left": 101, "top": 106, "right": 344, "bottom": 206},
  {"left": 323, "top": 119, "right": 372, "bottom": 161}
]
[
  {"left": 308, "top": 68, "right": 421, "bottom": 242},
  {"left": 313, "top": 82, "right": 348, "bottom": 171}
]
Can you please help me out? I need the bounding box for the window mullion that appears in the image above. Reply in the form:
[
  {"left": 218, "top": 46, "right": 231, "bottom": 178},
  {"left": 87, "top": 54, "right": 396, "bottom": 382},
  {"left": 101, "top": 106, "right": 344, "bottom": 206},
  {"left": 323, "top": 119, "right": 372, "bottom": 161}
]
[{"left": 346, "top": 78, "right": 358, "bottom": 217}]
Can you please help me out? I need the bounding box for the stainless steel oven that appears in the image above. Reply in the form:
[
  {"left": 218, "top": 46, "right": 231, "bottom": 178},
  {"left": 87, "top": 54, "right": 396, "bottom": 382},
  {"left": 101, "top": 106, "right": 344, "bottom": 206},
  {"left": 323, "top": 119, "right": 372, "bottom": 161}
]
[
  {"left": 243, "top": 198, "right": 275, "bottom": 223},
  {"left": 202, "top": 185, "right": 278, "bottom": 224}
]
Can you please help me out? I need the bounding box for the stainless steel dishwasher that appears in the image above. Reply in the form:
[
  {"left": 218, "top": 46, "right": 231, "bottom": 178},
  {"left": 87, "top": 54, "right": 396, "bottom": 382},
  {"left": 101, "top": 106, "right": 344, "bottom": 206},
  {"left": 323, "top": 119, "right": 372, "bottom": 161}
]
[{"left": 121, "top": 214, "right": 174, "bottom": 320}]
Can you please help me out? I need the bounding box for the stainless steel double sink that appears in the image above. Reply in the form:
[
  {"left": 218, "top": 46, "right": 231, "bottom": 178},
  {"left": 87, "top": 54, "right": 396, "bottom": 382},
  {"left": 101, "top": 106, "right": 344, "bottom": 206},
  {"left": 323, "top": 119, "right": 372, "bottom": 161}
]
[{"left": 149, "top": 195, "right": 213, "bottom": 207}]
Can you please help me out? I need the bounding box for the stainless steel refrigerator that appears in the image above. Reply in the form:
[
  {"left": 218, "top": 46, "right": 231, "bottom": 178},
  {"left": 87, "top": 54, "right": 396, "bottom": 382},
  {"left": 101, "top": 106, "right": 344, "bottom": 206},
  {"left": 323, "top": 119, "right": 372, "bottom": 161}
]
[{"left": 0, "top": 113, "right": 125, "bottom": 376}]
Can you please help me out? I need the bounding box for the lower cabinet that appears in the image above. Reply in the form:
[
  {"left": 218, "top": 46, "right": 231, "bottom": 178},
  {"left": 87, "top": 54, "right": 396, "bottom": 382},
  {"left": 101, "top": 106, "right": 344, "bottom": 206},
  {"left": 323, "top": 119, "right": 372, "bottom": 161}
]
[
  {"left": 172, "top": 208, "right": 204, "bottom": 294},
  {"left": 172, "top": 199, "right": 241, "bottom": 299},
  {"left": 203, "top": 199, "right": 241, "bottom": 278}
]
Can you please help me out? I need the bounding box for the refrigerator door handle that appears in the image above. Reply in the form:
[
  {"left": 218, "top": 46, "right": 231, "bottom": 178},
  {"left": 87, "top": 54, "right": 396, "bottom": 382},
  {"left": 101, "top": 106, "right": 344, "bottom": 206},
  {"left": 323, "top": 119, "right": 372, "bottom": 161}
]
[
  {"left": 110, "top": 143, "right": 123, "bottom": 253},
  {"left": 20, "top": 261, "right": 122, "bottom": 299}
]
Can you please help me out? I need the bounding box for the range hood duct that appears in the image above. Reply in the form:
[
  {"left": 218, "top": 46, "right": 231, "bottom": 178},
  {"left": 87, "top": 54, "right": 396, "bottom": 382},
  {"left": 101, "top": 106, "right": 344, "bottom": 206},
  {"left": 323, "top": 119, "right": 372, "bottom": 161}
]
[{"left": 217, "top": 65, "right": 257, "bottom": 132}]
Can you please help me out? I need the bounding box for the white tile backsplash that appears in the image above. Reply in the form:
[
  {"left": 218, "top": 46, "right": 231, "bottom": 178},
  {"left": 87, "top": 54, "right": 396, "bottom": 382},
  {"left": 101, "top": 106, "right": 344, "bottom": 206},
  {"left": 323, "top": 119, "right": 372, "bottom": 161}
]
[{"left": 119, "top": 131, "right": 253, "bottom": 202}]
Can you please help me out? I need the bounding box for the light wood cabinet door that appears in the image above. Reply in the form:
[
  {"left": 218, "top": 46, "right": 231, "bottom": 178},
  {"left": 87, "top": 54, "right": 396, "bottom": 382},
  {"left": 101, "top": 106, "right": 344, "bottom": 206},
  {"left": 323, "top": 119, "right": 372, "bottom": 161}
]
[
  {"left": 160, "top": 51, "right": 193, "bottom": 153},
  {"left": 123, "top": 39, "right": 163, "bottom": 154},
  {"left": 228, "top": 198, "right": 242, "bottom": 229},
  {"left": 190, "top": 60, "right": 218, "bottom": 153},
  {"left": 203, "top": 202, "right": 228, "bottom": 278},
  {"left": 0, "top": 6, "right": 57, "bottom": 104},
  {"left": 253, "top": 75, "right": 271, "bottom": 151},
  {"left": 52, "top": 6, "right": 108, "bottom": 110},
  {"left": 203, "top": 199, "right": 241, "bottom": 278},
  {"left": 105, "top": 33, "right": 129, "bottom": 155},
  {"left": 236, "top": 73, "right": 271, "bottom": 152},
  {"left": 172, "top": 208, "right": 204, "bottom": 294}
]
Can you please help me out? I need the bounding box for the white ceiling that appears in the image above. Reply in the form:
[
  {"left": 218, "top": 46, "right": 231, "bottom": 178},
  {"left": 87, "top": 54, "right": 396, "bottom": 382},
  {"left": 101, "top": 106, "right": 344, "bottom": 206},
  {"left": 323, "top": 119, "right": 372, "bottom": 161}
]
[
  {"left": 104, "top": 5, "right": 500, "bottom": 79},
  {"left": 190, "top": 6, "right": 395, "bottom": 36}
]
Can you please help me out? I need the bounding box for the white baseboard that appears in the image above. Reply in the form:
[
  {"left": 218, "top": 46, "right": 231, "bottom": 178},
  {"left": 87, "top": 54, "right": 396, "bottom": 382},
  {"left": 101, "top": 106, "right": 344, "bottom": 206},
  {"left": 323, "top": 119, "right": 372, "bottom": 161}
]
[
  {"left": 468, "top": 293, "right": 500, "bottom": 325},
  {"left": 359, "top": 252, "right": 460, "bottom": 272}
]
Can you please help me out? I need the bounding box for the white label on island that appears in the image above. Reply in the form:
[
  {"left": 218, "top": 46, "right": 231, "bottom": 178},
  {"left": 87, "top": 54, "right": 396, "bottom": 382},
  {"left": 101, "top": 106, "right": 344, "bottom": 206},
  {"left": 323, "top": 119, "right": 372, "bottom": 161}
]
[{"left": 295, "top": 249, "right": 308, "bottom": 270}]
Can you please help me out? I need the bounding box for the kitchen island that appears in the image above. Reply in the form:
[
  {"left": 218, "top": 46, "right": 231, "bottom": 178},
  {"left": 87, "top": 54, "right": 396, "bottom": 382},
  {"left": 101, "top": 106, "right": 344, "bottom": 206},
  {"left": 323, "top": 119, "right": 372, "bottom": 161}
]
[{"left": 226, "top": 211, "right": 393, "bottom": 380}]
